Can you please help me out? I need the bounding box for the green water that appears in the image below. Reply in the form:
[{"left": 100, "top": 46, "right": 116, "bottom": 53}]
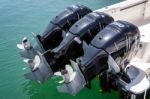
[{"left": 0, "top": 0, "right": 123, "bottom": 99}]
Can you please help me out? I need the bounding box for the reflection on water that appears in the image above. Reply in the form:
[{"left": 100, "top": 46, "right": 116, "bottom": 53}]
[
  {"left": 22, "top": 77, "right": 119, "bottom": 99},
  {"left": 22, "top": 77, "right": 68, "bottom": 98}
]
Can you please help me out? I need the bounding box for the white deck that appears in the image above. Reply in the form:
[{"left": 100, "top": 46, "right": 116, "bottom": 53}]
[
  {"left": 95, "top": 0, "right": 150, "bottom": 26},
  {"left": 139, "top": 23, "right": 150, "bottom": 43}
]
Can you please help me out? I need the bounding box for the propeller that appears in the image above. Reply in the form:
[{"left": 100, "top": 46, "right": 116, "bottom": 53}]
[
  {"left": 56, "top": 60, "right": 86, "bottom": 95},
  {"left": 17, "top": 37, "right": 37, "bottom": 59},
  {"left": 24, "top": 51, "right": 54, "bottom": 83},
  {"left": 23, "top": 59, "right": 29, "bottom": 63},
  {"left": 54, "top": 65, "right": 74, "bottom": 84},
  {"left": 17, "top": 32, "right": 45, "bottom": 59},
  {"left": 17, "top": 37, "right": 30, "bottom": 50},
  {"left": 17, "top": 44, "right": 24, "bottom": 50},
  {"left": 23, "top": 55, "right": 40, "bottom": 71}
]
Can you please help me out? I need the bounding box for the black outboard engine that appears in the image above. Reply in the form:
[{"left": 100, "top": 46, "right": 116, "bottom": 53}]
[
  {"left": 80, "top": 20, "right": 140, "bottom": 82},
  {"left": 17, "top": 5, "right": 92, "bottom": 83},
  {"left": 57, "top": 20, "right": 140, "bottom": 95}
]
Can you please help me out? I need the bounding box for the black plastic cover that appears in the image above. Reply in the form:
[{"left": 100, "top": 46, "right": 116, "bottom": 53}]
[
  {"left": 42, "top": 5, "right": 92, "bottom": 37},
  {"left": 69, "top": 12, "right": 114, "bottom": 37},
  {"left": 51, "top": 5, "right": 92, "bottom": 28},
  {"left": 91, "top": 20, "right": 140, "bottom": 53}
]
